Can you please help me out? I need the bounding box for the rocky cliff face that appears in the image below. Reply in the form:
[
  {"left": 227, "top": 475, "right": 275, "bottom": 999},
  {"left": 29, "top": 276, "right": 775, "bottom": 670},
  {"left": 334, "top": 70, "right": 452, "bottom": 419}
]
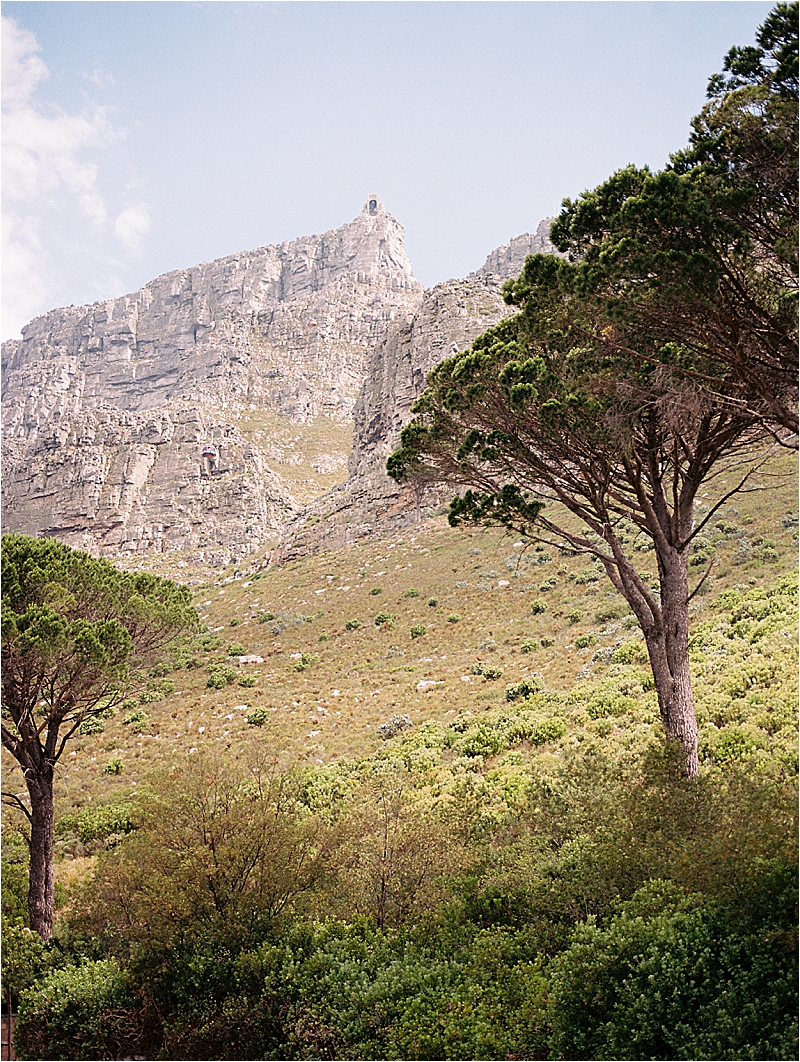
[
  {"left": 1, "top": 197, "right": 423, "bottom": 567},
  {"left": 275, "top": 220, "right": 558, "bottom": 560}
]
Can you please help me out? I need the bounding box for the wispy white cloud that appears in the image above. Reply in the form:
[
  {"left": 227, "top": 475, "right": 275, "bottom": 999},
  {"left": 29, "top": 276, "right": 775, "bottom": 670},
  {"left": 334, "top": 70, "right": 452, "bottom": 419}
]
[
  {"left": 114, "top": 202, "right": 151, "bottom": 253},
  {"left": 85, "top": 67, "right": 116, "bottom": 89},
  {"left": 1, "top": 16, "right": 148, "bottom": 339}
]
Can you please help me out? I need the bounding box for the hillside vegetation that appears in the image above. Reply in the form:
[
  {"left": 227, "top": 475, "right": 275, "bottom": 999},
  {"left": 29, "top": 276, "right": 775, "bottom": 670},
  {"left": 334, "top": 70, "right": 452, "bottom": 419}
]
[{"left": 3, "top": 453, "right": 797, "bottom": 1060}]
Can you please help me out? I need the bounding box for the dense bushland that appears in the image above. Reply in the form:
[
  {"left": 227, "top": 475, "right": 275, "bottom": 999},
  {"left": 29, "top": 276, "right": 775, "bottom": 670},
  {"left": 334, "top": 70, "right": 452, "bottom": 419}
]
[{"left": 6, "top": 573, "right": 797, "bottom": 1060}]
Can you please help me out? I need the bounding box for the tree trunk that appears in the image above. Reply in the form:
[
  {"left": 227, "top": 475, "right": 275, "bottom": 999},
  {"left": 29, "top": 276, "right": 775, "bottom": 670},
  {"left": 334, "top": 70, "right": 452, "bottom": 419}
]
[
  {"left": 27, "top": 772, "right": 56, "bottom": 942},
  {"left": 643, "top": 548, "right": 699, "bottom": 778}
]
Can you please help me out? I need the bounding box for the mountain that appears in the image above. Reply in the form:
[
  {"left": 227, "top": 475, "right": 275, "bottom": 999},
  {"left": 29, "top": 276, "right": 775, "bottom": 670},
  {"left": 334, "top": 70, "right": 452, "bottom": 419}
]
[
  {"left": 1, "top": 197, "right": 422, "bottom": 567},
  {"left": 1, "top": 206, "right": 557, "bottom": 569},
  {"left": 275, "top": 222, "right": 558, "bottom": 561}
]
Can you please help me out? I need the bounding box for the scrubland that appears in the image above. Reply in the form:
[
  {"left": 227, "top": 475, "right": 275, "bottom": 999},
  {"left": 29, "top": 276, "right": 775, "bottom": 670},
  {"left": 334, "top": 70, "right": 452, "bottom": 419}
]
[{"left": 3, "top": 456, "right": 797, "bottom": 1061}]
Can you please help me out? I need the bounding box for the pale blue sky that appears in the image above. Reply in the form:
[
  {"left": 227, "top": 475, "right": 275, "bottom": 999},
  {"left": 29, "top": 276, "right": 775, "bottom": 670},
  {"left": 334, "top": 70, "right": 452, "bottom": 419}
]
[{"left": 2, "top": 1, "right": 774, "bottom": 339}]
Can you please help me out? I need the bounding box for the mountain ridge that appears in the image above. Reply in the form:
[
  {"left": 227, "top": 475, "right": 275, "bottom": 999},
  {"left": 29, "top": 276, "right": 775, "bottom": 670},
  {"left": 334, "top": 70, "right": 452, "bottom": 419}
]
[{"left": 1, "top": 204, "right": 557, "bottom": 569}]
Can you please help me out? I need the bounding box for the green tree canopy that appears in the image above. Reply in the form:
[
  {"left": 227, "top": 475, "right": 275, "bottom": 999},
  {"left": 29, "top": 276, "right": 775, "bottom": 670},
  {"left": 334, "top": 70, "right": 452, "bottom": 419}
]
[
  {"left": 547, "top": 1, "right": 798, "bottom": 441},
  {"left": 389, "top": 4, "right": 796, "bottom": 778},
  {"left": 1, "top": 534, "right": 198, "bottom": 939}
]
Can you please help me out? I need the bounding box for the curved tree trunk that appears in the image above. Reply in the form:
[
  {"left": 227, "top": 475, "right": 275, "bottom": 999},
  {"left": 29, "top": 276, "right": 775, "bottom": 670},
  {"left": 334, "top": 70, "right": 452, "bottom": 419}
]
[{"left": 27, "top": 771, "right": 56, "bottom": 942}]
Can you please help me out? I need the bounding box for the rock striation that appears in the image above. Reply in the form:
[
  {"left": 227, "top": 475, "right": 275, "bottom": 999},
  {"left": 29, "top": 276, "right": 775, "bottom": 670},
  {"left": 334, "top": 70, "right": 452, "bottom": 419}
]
[
  {"left": 1, "top": 197, "right": 423, "bottom": 566},
  {"left": 274, "top": 219, "right": 559, "bottom": 561}
]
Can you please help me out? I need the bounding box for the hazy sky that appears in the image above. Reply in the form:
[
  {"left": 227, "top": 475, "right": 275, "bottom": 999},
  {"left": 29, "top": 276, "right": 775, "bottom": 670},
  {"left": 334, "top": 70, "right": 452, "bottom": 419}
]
[{"left": 1, "top": 1, "right": 774, "bottom": 340}]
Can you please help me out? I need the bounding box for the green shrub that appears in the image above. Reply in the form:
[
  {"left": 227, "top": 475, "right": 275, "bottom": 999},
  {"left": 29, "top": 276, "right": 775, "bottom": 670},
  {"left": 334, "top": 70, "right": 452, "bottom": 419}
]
[
  {"left": 79, "top": 717, "right": 105, "bottom": 736},
  {"left": 594, "top": 603, "right": 629, "bottom": 624},
  {"left": 206, "top": 664, "right": 237, "bottom": 688},
  {"left": 611, "top": 640, "right": 643, "bottom": 665},
  {"left": 123, "top": 707, "right": 147, "bottom": 726},
  {"left": 530, "top": 599, "right": 548, "bottom": 615},
  {"left": 58, "top": 803, "right": 134, "bottom": 846},
  {"left": 540, "top": 635, "right": 555, "bottom": 647},
  {"left": 529, "top": 717, "right": 566, "bottom": 744},
  {"left": 103, "top": 757, "right": 123, "bottom": 775},
  {"left": 709, "top": 726, "right": 764, "bottom": 766},
  {"left": 1, "top": 924, "right": 46, "bottom": 1006},
  {"left": 374, "top": 611, "right": 394, "bottom": 628},
  {"left": 258, "top": 612, "right": 276, "bottom": 623},
  {"left": 567, "top": 609, "right": 583, "bottom": 624},
  {"left": 149, "top": 661, "right": 172, "bottom": 678},
  {"left": 228, "top": 642, "right": 246, "bottom": 656},
  {"left": 585, "top": 693, "right": 637, "bottom": 719},
  {"left": 575, "top": 634, "right": 597, "bottom": 649},
  {"left": 238, "top": 675, "right": 258, "bottom": 688},
  {"left": 15, "top": 960, "right": 139, "bottom": 1061},
  {"left": 370, "top": 587, "right": 383, "bottom": 596},
  {"left": 404, "top": 588, "right": 421, "bottom": 598},
  {"left": 246, "top": 707, "right": 270, "bottom": 727},
  {"left": 447, "top": 613, "right": 461, "bottom": 623},
  {"left": 520, "top": 638, "right": 539, "bottom": 653},
  {"left": 428, "top": 597, "right": 439, "bottom": 607},
  {"left": 482, "top": 665, "right": 503, "bottom": 681},
  {"left": 410, "top": 624, "right": 427, "bottom": 639},
  {"left": 505, "top": 675, "right": 544, "bottom": 702},
  {"left": 547, "top": 881, "right": 798, "bottom": 1061},
  {"left": 230, "top": 617, "right": 240, "bottom": 626},
  {"left": 461, "top": 725, "right": 506, "bottom": 758},
  {"left": 345, "top": 619, "right": 362, "bottom": 631},
  {"left": 293, "top": 653, "right": 319, "bottom": 672}
]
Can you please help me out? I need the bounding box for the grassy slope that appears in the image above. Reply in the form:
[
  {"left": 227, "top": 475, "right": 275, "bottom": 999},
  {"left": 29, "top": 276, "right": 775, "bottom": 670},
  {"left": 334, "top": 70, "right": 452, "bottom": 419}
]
[{"left": 2, "top": 456, "right": 796, "bottom": 879}]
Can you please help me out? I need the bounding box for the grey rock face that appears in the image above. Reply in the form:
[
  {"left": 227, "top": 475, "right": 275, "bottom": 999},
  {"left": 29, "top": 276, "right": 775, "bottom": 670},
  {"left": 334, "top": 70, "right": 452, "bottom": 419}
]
[
  {"left": 275, "top": 219, "right": 560, "bottom": 561},
  {"left": 1, "top": 197, "right": 422, "bottom": 566},
  {"left": 469, "top": 218, "right": 556, "bottom": 280}
]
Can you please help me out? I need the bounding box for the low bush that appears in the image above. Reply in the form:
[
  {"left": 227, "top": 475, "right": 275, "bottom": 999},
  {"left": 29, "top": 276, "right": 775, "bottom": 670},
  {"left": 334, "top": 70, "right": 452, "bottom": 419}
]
[
  {"left": 207, "top": 664, "right": 237, "bottom": 688},
  {"left": 377, "top": 714, "right": 413, "bottom": 739},
  {"left": 123, "top": 707, "right": 148, "bottom": 726},
  {"left": 611, "top": 641, "right": 643, "bottom": 665},
  {"left": 547, "top": 880, "right": 798, "bottom": 1061},
  {"left": 505, "top": 675, "right": 545, "bottom": 702},
  {"left": 293, "top": 653, "right": 319, "bottom": 672},
  {"left": 58, "top": 803, "right": 134, "bottom": 847},
  {"left": 461, "top": 724, "right": 506, "bottom": 758},
  {"left": 15, "top": 960, "right": 142, "bottom": 1061}
]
